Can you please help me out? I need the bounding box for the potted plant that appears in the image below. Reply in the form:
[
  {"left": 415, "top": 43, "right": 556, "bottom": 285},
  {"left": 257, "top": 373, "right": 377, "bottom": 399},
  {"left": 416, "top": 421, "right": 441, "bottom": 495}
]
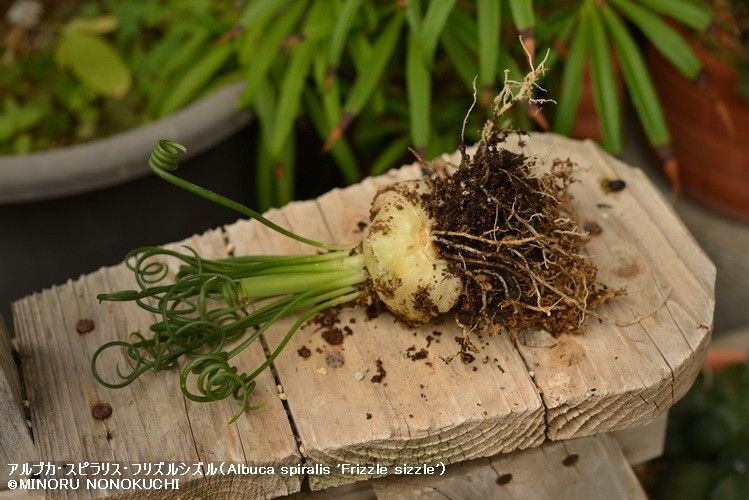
[
  {"left": 647, "top": 0, "right": 749, "bottom": 222},
  {"left": 0, "top": 0, "right": 250, "bottom": 204},
  {"left": 1, "top": 0, "right": 714, "bottom": 210}
]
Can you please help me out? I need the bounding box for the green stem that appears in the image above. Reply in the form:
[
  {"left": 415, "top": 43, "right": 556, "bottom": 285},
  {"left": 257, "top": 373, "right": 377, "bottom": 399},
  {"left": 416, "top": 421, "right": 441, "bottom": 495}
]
[
  {"left": 239, "top": 268, "right": 367, "bottom": 300},
  {"left": 149, "top": 140, "right": 343, "bottom": 250}
]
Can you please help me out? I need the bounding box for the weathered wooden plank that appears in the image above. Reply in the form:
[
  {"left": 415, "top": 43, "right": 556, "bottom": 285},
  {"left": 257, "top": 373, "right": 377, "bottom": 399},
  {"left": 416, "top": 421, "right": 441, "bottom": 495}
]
[
  {"left": 500, "top": 134, "right": 713, "bottom": 440},
  {"left": 611, "top": 411, "right": 667, "bottom": 466},
  {"left": 1, "top": 315, "right": 35, "bottom": 490},
  {"left": 11, "top": 133, "right": 711, "bottom": 497},
  {"left": 224, "top": 169, "right": 545, "bottom": 491},
  {"left": 221, "top": 133, "right": 712, "bottom": 490},
  {"left": 162, "top": 231, "right": 301, "bottom": 498},
  {"left": 12, "top": 230, "right": 300, "bottom": 499},
  {"left": 371, "top": 434, "right": 646, "bottom": 500}
]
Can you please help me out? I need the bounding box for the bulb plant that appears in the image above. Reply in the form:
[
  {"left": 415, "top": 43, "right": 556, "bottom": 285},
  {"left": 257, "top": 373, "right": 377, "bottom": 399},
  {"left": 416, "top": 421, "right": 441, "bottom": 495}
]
[{"left": 93, "top": 63, "right": 617, "bottom": 421}]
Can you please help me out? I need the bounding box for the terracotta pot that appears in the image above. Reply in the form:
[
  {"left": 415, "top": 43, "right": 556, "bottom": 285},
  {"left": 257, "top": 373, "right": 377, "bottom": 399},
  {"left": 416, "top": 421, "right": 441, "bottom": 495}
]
[{"left": 647, "top": 40, "right": 749, "bottom": 221}]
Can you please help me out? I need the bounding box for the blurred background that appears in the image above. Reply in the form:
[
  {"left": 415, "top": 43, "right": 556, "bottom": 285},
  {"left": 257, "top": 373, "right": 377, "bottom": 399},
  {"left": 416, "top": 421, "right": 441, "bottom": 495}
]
[{"left": 2, "top": 1, "right": 749, "bottom": 497}]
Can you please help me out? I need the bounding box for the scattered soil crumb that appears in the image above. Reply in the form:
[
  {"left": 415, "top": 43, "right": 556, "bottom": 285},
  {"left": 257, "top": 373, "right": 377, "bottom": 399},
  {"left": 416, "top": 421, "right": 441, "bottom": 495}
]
[
  {"left": 371, "top": 359, "right": 387, "bottom": 383},
  {"left": 356, "top": 221, "right": 368, "bottom": 232},
  {"left": 562, "top": 454, "right": 579, "bottom": 466},
  {"left": 366, "top": 413, "right": 372, "bottom": 420},
  {"left": 365, "top": 301, "right": 383, "bottom": 320},
  {"left": 297, "top": 346, "right": 311, "bottom": 358},
  {"left": 322, "top": 329, "right": 344, "bottom": 345},
  {"left": 315, "top": 347, "right": 323, "bottom": 354},
  {"left": 91, "top": 402, "right": 112, "bottom": 420},
  {"left": 343, "top": 325, "right": 353, "bottom": 336},
  {"left": 311, "top": 309, "right": 346, "bottom": 345},
  {"left": 496, "top": 473, "right": 513, "bottom": 485},
  {"left": 406, "top": 345, "right": 429, "bottom": 361},
  {"left": 602, "top": 178, "right": 626, "bottom": 192},
  {"left": 76, "top": 318, "right": 95, "bottom": 334},
  {"left": 583, "top": 221, "right": 602, "bottom": 236},
  {"left": 455, "top": 336, "right": 477, "bottom": 364},
  {"left": 326, "top": 352, "right": 345, "bottom": 368}
]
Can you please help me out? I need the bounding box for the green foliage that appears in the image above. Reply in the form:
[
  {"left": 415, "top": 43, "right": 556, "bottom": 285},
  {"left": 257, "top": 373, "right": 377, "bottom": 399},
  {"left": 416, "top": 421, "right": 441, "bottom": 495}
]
[
  {"left": 653, "top": 363, "right": 749, "bottom": 500},
  {"left": 1, "top": 0, "right": 238, "bottom": 155},
  {"left": 540, "top": 0, "right": 711, "bottom": 154},
  {"left": 3, "top": 0, "right": 717, "bottom": 208},
  {"left": 56, "top": 30, "right": 132, "bottom": 98}
]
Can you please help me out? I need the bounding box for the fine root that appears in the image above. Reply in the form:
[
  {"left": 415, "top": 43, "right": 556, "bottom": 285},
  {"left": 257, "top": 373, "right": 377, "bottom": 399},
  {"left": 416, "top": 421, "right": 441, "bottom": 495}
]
[{"left": 420, "top": 52, "right": 618, "bottom": 337}]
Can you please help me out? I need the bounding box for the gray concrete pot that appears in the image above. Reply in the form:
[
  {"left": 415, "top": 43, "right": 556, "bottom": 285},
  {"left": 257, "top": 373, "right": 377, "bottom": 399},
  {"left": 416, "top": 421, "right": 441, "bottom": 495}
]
[{"left": 0, "top": 82, "right": 250, "bottom": 204}]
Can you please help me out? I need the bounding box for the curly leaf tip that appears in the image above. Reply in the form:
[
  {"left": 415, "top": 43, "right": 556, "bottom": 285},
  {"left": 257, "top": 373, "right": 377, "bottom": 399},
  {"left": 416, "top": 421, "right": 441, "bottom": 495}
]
[{"left": 149, "top": 139, "right": 187, "bottom": 172}]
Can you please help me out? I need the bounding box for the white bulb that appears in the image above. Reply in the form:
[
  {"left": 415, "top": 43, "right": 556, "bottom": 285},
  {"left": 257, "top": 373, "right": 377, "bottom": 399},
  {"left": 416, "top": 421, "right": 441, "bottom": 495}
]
[{"left": 362, "top": 180, "right": 463, "bottom": 324}]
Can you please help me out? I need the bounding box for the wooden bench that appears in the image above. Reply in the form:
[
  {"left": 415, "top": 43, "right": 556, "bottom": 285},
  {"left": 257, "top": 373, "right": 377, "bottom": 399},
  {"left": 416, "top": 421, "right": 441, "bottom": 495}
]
[{"left": 2, "top": 134, "right": 714, "bottom": 498}]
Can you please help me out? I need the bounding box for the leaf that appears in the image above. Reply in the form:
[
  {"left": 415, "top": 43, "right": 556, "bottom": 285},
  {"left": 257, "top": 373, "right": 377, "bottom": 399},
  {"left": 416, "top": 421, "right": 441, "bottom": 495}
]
[
  {"left": 507, "top": 0, "right": 535, "bottom": 31},
  {"left": 637, "top": 0, "right": 713, "bottom": 32},
  {"left": 553, "top": 14, "right": 589, "bottom": 135},
  {"left": 588, "top": 6, "right": 622, "bottom": 153},
  {"left": 611, "top": 0, "right": 702, "bottom": 80},
  {"left": 477, "top": 0, "right": 501, "bottom": 89},
  {"left": 370, "top": 136, "right": 410, "bottom": 176},
  {"left": 304, "top": 89, "right": 360, "bottom": 183},
  {"left": 535, "top": 5, "right": 577, "bottom": 45},
  {"left": 65, "top": 15, "right": 119, "bottom": 34},
  {"left": 541, "top": 8, "right": 578, "bottom": 71},
  {"left": 602, "top": 5, "right": 670, "bottom": 147},
  {"left": 253, "top": 80, "right": 277, "bottom": 210},
  {"left": 158, "top": 42, "right": 233, "bottom": 116},
  {"left": 238, "top": 1, "right": 307, "bottom": 107},
  {"left": 275, "top": 129, "right": 296, "bottom": 205},
  {"left": 269, "top": 41, "right": 315, "bottom": 157},
  {"left": 56, "top": 31, "right": 131, "bottom": 98},
  {"left": 448, "top": 7, "right": 478, "bottom": 52},
  {"left": 441, "top": 25, "right": 479, "bottom": 89},
  {"left": 239, "top": 0, "right": 298, "bottom": 63},
  {"left": 328, "top": 0, "right": 364, "bottom": 69},
  {"left": 158, "top": 29, "right": 210, "bottom": 79},
  {"left": 420, "top": 0, "right": 456, "bottom": 62},
  {"left": 406, "top": 0, "right": 423, "bottom": 35},
  {"left": 302, "top": 0, "right": 336, "bottom": 41},
  {"left": 239, "top": 0, "right": 286, "bottom": 28},
  {"left": 146, "top": 29, "right": 210, "bottom": 115},
  {"left": 406, "top": 32, "right": 431, "bottom": 151},
  {"left": 348, "top": 32, "right": 373, "bottom": 75},
  {"left": 343, "top": 13, "right": 404, "bottom": 116}
]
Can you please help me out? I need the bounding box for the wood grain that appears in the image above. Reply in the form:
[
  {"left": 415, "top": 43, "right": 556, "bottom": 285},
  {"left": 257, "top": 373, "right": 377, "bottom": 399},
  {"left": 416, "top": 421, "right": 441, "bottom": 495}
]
[
  {"left": 0, "top": 314, "right": 35, "bottom": 489},
  {"left": 10, "top": 133, "right": 713, "bottom": 495},
  {"left": 224, "top": 168, "right": 545, "bottom": 491},
  {"left": 372, "top": 434, "right": 647, "bottom": 500},
  {"left": 11, "top": 230, "right": 300, "bottom": 499},
  {"left": 502, "top": 134, "right": 714, "bottom": 440},
  {"left": 611, "top": 412, "right": 668, "bottom": 466}
]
